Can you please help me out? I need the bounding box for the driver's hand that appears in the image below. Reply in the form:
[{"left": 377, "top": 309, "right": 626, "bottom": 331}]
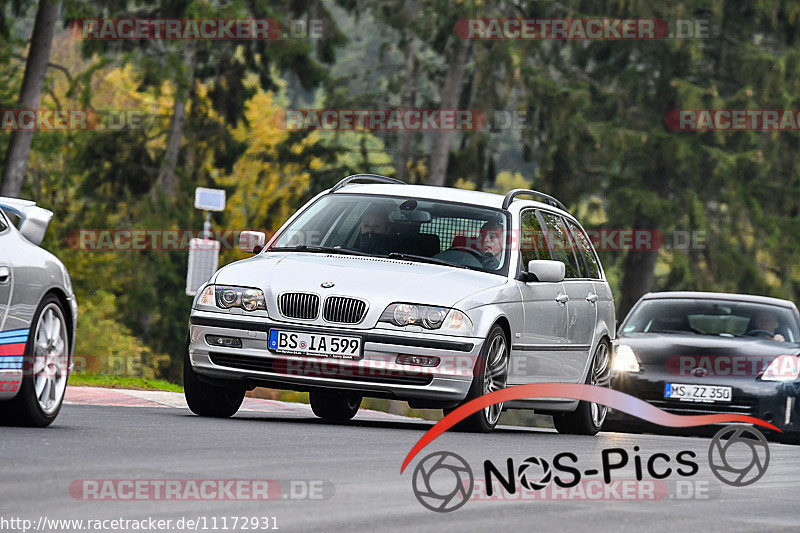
[{"left": 774, "top": 333, "right": 785, "bottom": 342}]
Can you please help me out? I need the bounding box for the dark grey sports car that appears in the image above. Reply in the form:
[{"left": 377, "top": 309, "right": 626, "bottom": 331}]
[
  {"left": 607, "top": 291, "right": 800, "bottom": 442},
  {"left": 0, "top": 197, "right": 77, "bottom": 427}
]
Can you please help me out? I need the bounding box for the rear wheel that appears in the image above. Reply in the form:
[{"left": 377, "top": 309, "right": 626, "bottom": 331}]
[
  {"left": 446, "top": 325, "right": 509, "bottom": 433},
  {"left": 309, "top": 390, "right": 362, "bottom": 421},
  {"left": 554, "top": 339, "right": 610, "bottom": 435},
  {"left": 183, "top": 341, "right": 245, "bottom": 418},
  {"left": 1, "top": 295, "right": 70, "bottom": 427}
]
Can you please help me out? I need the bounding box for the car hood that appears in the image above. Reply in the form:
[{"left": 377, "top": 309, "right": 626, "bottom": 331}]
[
  {"left": 213, "top": 252, "right": 506, "bottom": 326},
  {"left": 617, "top": 333, "right": 800, "bottom": 371}
]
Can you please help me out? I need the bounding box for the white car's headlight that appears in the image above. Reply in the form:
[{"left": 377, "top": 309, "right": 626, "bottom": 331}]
[
  {"left": 198, "top": 285, "right": 267, "bottom": 312},
  {"left": 612, "top": 344, "right": 640, "bottom": 373},
  {"left": 760, "top": 355, "right": 800, "bottom": 381},
  {"left": 379, "top": 303, "right": 472, "bottom": 333}
]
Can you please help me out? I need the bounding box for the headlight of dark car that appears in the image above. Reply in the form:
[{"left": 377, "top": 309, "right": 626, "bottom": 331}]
[
  {"left": 611, "top": 344, "right": 641, "bottom": 373},
  {"left": 760, "top": 355, "right": 800, "bottom": 381}
]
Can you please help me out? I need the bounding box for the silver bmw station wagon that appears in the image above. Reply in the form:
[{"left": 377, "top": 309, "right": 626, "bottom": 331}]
[{"left": 186, "top": 175, "right": 615, "bottom": 433}]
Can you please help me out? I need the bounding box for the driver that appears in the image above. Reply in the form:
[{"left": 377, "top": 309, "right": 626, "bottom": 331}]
[
  {"left": 360, "top": 207, "right": 390, "bottom": 236},
  {"left": 478, "top": 221, "right": 504, "bottom": 269},
  {"left": 750, "top": 311, "right": 785, "bottom": 342}
]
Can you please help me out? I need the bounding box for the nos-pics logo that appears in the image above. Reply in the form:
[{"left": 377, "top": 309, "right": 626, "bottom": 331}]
[{"left": 411, "top": 425, "right": 769, "bottom": 512}]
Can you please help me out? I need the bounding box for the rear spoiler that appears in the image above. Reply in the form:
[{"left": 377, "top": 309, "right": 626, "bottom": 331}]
[{"left": 0, "top": 196, "right": 53, "bottom": 246}]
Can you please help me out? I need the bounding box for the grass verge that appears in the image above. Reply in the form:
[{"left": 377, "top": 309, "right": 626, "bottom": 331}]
[{"left": 68, "top": 373, "right": 184, "bottom": 393}]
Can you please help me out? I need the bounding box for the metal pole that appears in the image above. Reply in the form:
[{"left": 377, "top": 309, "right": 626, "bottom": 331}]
[{"left": 203, "top": 211, "right": 212, "bottom": 239}]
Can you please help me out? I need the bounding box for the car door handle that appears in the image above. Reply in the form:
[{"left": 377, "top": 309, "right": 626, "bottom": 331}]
[
  {"left": 0, "top": 266, "right": 9, "bottom": 284},
  {"left": 555, "top": 293, "right": 569, "bottom": 304},
  {"left": 586, "top": 293, "right": 598, "bottom": 303}
]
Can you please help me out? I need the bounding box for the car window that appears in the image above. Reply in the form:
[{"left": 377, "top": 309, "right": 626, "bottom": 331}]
[
  {"left": 0, "top": 210, "right": 7, "bottom": 232},
  {"left": 565, "top": 219, "right": 601, "bottom": 279},
  {"left": 620, "top": 299, "right": 800, "bottom": 342},
  {"left": 270, "top": 193, "right": 510, "bottom": 275},
  {"left": 539, "top": 211, "right": 582, "bottom": 278},
  {"left": 519, "top": 209, "right": 551, "bottom": 268}
]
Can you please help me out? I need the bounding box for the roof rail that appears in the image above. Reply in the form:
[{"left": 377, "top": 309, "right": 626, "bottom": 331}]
[
  {"left": 329, "top": 174, "right": 405, "bottom": 193},
  {"left": 502, "top": 189, "right": 567, "bottom": 211}
]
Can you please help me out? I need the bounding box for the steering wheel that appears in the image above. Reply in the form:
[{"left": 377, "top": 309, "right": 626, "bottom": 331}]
[{"left": 745, "top": 329, "right": 774, "bottom": 338}]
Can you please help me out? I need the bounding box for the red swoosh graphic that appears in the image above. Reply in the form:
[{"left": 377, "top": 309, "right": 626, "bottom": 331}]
[{"left": 400, "top": 383, "right": 781, "bottom": 473}]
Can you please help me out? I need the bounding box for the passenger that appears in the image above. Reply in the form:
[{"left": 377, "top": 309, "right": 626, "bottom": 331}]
[
  {"left": 478, "top": 221, "right": 504, "bottom": 269},
  {"left": 750, "top": 311, "right": 785, "bottom": 342},
  {"left": 354, "top": 205, "right": 392, "bottom": 254}
]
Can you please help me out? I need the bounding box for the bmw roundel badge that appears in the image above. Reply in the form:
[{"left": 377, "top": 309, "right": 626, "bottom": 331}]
[{"left": 321, "top": 282, "right": 335, "bottom": 288}]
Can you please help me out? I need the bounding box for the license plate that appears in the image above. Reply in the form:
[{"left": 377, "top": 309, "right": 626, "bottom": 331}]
[
  {"left": 268, "top": 330, "right": 362, "bottom": 359},
  {"left": 664, "top": 383, "right": 732, "bottom": 403}
]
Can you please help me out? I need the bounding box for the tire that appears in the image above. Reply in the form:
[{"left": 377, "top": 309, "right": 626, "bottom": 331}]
[
  {"left": 309, "top": 390, "right": 362, "bottom": 421},
  {"left": 445, "top": 324, "right": 509, "bottom": 433},
  {"left": 554, "top": 339, "right": 611, "bottom": 436},
  {"left": 0, "top": 295, "right": 70, "bottom": 427},
  {"left": 183, "top": 341, "right": 245, "bottom": 418}
]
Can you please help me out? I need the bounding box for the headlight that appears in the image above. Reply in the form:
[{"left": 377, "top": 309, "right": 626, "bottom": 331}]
[
  {"left": 198, "top": 285, "right": 267, "bottom": 311},
  {"left": 760, "top": 355, "right": 800, "bottom": 381},
  {"left": 379, "top": 303, "right": 472, "bottom": 332},
  {"left": 612, "top": 344, "right": 640, "bottom": 373}
]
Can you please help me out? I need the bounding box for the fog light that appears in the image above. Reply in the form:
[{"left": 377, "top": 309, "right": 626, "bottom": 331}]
[
  {"left": 206, "top": 335, "right": 242, "bottom": 348},
  {"left": 396, "top": 355, "right": 440, "bottom": 367}
]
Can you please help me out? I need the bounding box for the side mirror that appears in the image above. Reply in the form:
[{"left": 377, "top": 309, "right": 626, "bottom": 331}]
[
  {"left": 526, "top": 260, "right": 565, "bottom": 283},
  {"left": 239, "top": 230, "right": 266, "bottom": 254}
]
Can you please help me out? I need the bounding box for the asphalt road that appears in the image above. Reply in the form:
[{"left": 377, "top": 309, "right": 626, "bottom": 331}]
[{"left": 2, "top": 401, "right": 799, "bottom": 533}]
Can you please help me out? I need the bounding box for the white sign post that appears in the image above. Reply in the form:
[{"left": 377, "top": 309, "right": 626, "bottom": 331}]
[{"left": 186, "top": 187, "right": 226, "bottom": 295}]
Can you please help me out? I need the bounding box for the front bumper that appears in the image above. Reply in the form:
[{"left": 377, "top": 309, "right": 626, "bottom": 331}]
[
  {"left": 608, "top": 370, "right": 800, "bottom": 437},
  {"left": 188, "top": 310, "right": 484, "bottom": 402}
]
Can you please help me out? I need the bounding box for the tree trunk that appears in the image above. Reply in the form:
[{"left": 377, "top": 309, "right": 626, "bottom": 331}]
[
  {"left": 426, "top": 39, "right": 469, "bottom": 187},
  {"left": 152, "top": 45, "right": 196, "bottom": 204},
  {"left": 395, "top": 6, "right": 417, "bottom": 182},
  {"left": 1, "top": 0, "right": 62, "bottom": 198},
  {"left": 618, "top": 210, "right": 659, "bottom": 320}
]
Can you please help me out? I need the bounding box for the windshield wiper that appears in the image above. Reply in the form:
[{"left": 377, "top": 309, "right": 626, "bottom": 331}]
[
  {"left": 384, "top": 252, "right": 467, "bottom": 269},
  {"left": 269, "top": 245, "right": 369, "bottom": 256}
]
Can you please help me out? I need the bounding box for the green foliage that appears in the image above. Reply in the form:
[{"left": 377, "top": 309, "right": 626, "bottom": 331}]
[{"left": 4, "top": 1, "right": 800, "bottom": 399}]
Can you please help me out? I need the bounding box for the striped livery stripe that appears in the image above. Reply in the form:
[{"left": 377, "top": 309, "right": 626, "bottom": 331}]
[
  {"left": 0, "top": 330, "right": 29, "bottom": 370},
  {"left": 0, "top": 328, "right": 29, "bottom": 342}
]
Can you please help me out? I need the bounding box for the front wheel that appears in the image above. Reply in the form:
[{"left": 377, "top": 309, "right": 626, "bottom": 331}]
[
  {"left": 183, "top": 342, "right": 245, "bottom": 418},
  {"left": 309, "top": 390, "right": 362, "bottom": 421},
  {"left": 446, "top": 325, "right": 509, "bottom": 433},
  {"left": 554, "top": 340, "right": 611, "bottom": 436}
]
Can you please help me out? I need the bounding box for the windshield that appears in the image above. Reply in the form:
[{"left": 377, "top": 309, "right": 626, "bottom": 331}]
[
  {"left": 270, "top": 193, "right": 510, "bottom": 275},
  {"left": 620, "top": 298, "right": 800, "bottom": 343}
]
